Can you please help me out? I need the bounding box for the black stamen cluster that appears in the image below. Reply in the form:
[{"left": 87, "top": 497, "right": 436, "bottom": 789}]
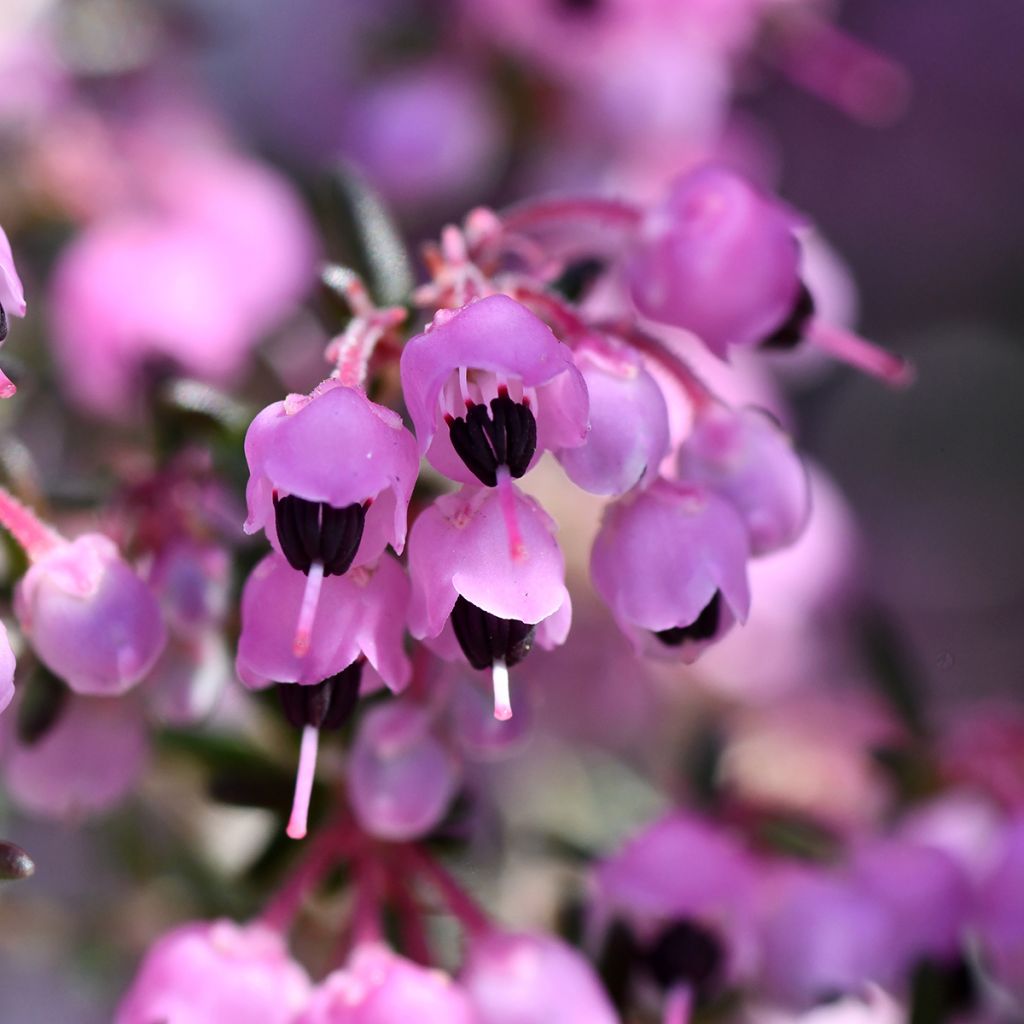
[
  {"left": 761, "top": 283, "right": 815, "bottom": 350},
  {"left": 273, "top": 494, "right": 366, "bottom": 576},
  {"left": 277, "top": 662, "right": 364, "bottom": 731},
  {"left": 450, "top": 595, "right": 536, "bottom": 670},
  {"left": 448, "top": 392, "right": 537, "bottom": 487}
]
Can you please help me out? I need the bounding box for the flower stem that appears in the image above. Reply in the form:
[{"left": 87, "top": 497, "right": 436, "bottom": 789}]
[
  {"left": 502, "top": 196, "right": 644, "bottom": 235},
  {"left": 405, "top": 846, "right": 491, "bottom": 937},
  {"left": 0, "top": 485, "right": 64, "bottom": 561}
]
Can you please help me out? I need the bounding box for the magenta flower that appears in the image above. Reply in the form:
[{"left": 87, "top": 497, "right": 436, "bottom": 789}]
[
  {"left": 627, "top": 165, "right": 801, "bottom": 357},
  {"left": 460, "top": 930, "right": 619, "bottom": 1024},
  {"left": 237, "top": 550, "right": 411, "bottom": 840},
  {"left": 407, "top": 485, "right": 572, "bottom": 720},
  {"left": 347, "top": 701, "right": 460, "bottom": 842},
  {"left": 591, "top": 479, "right": 750, "bottom": 660},
  {"left": 592, "top": 812, "right": 760, "bottom": 1005},
  {"left": 0, "top": 622, "right": 14, "bottom": 716},
  {"left": 977, "top": 815, "right": 1024, "bottom": 998},
  {"left": 299, "top": 943, "right": 475, "bottom": 1023},
  {"left": 2, "top": 695, "right": 149, "bottom": 819},
  {"left": 676, "top": 403, "right": 810, "bottom": 556},
  {"left": 48, "top": 147, "right": 316, "bottom": 419},
  {"left": 116, "top": 919, "right": 311, "bottom": 1024},
  {"left": 0, "top": 223, "right": 27, "bottom": 398},
  {"left": 556, "top": 335, "right": 671, "bottom": 497},
  {"left": 400, "top": 294, "right": 588, "bottom": 487},
  {"left": 15, "top": 533, "right": 167, "bottom": 697}
]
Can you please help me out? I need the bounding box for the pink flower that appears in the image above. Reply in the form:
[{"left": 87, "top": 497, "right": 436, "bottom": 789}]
[
  {"left": 627, "top": 165, "right": 802, "bottom": 357},
  {"left": 977, "top": 815, "right": 1024, "bottom": 998},
  {"left": 2, "top": 695, "right": 149, "bottom": 819},
  {"left": 556, "top": 335, "right": 671, "bottom": 497},
  {"left": 15, "top": 533, "right": 167, "bottom": 697},
  {"left": 460, "top": 931, "right": 619, "bottom": 1024},
  {"left": 400, "top": 294, "right": 588, "bottom": 487},
  {"left": 677, "top": 404, "right": 810, "bottom": 556},
  {"left": 407, "top": 485, "right": 572, "bottom": 720},
  {"left": 0, "top": 622, "right": 14, "bottom": 716},
  {"left": 299, "top": 943, "right": 475, "bottom": 1023},
  {"left": 236, "top": 551, "right": 410, "bottom": 693},
  {"left": 347, "top": 701, "right": 460, "bottom": 842},
  {"left": 244, "top": 382, "right": 419, "bottom": 578},
  {"left": 116, "top": 919, "right": 311, "bottom": 1024},
  {"left": 236, "top": 550, "right": 411, "bottom": 840},
  {"left": 590, "top": 479, "right": 750, "bottom": 660},
  {"left": 592, "top": 812, "right": 760, "bottom": 1001},
  {"left": 48, "top": 148, "right": 316, "bottom": 419}
]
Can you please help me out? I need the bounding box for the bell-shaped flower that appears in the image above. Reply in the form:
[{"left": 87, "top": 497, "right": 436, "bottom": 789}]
[
  {"left": 627, "top": 165, "right": 801, "bottom": 357},
  {"left": 556, "top": 335, "right": 671, "bottom": 497},
  {"left": 15, "top": 533, "right": 167, "bottom": 697},
  {"left": 237, "top": 550, "right": 411, "bottom": 840},
  {"left": 2, "top": 694, "right": 149, "bottom": 819},
  {"left": 591, "top": 479, "right": 750, "bottom": 660},
  {"left": 116, "top": 919, "right": 311, "bottom": 1024},
  {"left": 347, "top": 701, "right": 461, "bottom": 842},
  {"left": 592, "top": 812, "right": 760, "bottom": 1005},
  {"left": 0, "top": 224, "right": 27, "bottom": 398},
  {"left": 400, "top": 294, "right": 588, "bottom": 487},
  {"left": 245, "top": 381, "right": 418, "bottom": 574},
  {"left": 460, "top": 930, "right": 619, "bottom": 1024},
  {"left": 0, "top": 622, "right": 14, "bottom": 716},
  {"left": 677, "top": 404, "right": 810, "bottom": 556},
  {"left": 758, "top": 866, "right": 900, "bottom": 1008},
  {"left": 299, "top": 943, "right": 475, "bottom": 1023},
  {"left": 408, "top": 484, "right": 572, "bottom": 721}
]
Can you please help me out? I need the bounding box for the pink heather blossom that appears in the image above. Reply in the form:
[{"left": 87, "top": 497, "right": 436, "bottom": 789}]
[
  {"left": 299, "top": 943, "right": 475, "bottom": 1023},
  {"left": 15, "top": 533, "right": 167, "bottom": 697},
  {"left": 400, "top": 294, "right": 588, "bottom": 487},
  {"left": 236, "top": 551, "right": 410, "bottom": 693},
  {"left": 757, "top": 866, "right": 900, "bottom": 1008},
  {"left": 556, "top": 335, "right": 671, "bottom": 497},
  {"left": 592, "top": 812, "right": 761, "bottom": 993},
  {"left": 627, "top": 165, "right": 802, "bottom": 357},
  {"left": 2, "top": 695, "right": 148, "bottom": 819},
  {"left": 407, "top": 485, "right": 571, "bottom": 720},
  {"left": 977, "top": 815, "right": 1024, "bottom": 997},
  {"left": 0, "top": 622, "right": 15, "bottom": 716},
  {"left": 48, "top": 148, "right": 317, "bottom": 419},
  {"left": 676, "top": 404, "right": 810, "bottom": 556},
  {"left": 116, "top": 919, "right": 311, "bottom": 1024},
  {"left": 347, "top": 701, "right": 461, "bottom": 842},
  {"left": 590, "top": 479, "right": 751, "bottom": 660},
  {"left": 244, "top": 381, "right": 419, "bottom": 575},
  {"left": 847, "top": 837, "right": 971, "bottom": 968},
  {"left": 460, "top": 931, "right": 619, "bottom": 1024}
]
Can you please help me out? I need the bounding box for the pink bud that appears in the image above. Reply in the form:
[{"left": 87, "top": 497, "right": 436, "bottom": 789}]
[
  {"left": 0, "top": 224, "right": 27, "bottom": 320},
  {"left": 677, "top": 404, "right": 810, "bottom": 556},
  {"left": 590, "top": 479, "right": 750, "bottom": 661},
  {"left": 298, "top": 943, "right": 475, "bottom": 1023},
  {"left": 400, "top": 295, "right": 588, "bottom": 487},
  {"left": 15, "top": 533, "right": 167, "bottom": 696},
  {"left": 557, "top": 337, "right": 671, "bottom": 497},
  {"left": 3, "top": 695, "right": 148, "bottom": 819},
  {"left": 116, "top": 919, "right": 311, "bottom": 1024},
  {"left": 460, "top": 931, "right": 619, "bottom": 1024},
  {"left": 627, "top": 165, "right": 801, "bottom": 357},
  {"left": 347, "top": 701, "right": 460, "bottom": 842}
]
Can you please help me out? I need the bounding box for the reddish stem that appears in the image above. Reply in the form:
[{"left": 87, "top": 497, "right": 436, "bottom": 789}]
[
  {"left": 501, "top": 196, "right": 644, "bottom": 235},
  {"left": 0, "top": 485, "right": 64, "bottom": 561},
  {"left": 613, "top": 325, "right": 717, "bottom": 411},
  {"left": 405, "top": 846, "right": 491, "bottom": 937}
]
